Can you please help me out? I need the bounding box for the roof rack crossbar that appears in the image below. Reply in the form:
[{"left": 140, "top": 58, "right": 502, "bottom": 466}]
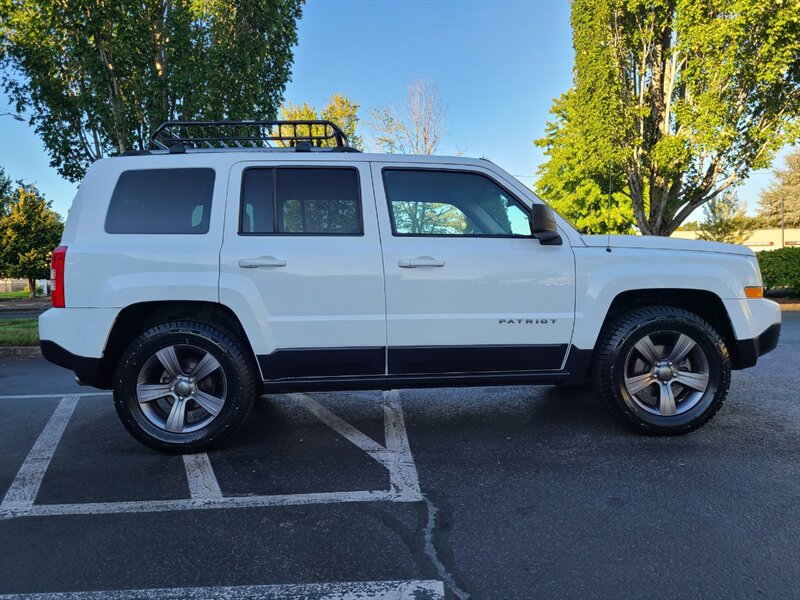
[{"left": 150, "top": 120, "right": 351, "bottom": 150}]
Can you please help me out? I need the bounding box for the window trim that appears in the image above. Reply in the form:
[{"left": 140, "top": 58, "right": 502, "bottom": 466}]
[
  {"left": 381, "top": 166, "right": 532, "bottom": 239},
  {"left": 104, "top": 167, "right": 216, "bottom": 235},
  {"left": 238, "top": 165, "right": 365, "bottom": 237}
]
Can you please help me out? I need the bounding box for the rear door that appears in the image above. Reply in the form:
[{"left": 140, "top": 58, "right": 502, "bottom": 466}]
[
  {"left": 372, "top": 163, "right": 576, "bottom": 375},
  {"left": 219, "top": 161, "right": 386, "bottom": 380}
]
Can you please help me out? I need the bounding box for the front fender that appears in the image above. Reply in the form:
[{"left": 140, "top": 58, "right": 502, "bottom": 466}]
[{"left": 571, "top": 247, "right": 764, "bottom": 350}]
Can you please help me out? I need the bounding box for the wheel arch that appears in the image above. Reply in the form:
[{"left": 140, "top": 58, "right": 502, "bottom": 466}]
[
  {"left": 96, "top": 301, "right": 257, "bottom": 389},
  {"left": 594, "top": 289, "right": 748, "bottom": 368}
]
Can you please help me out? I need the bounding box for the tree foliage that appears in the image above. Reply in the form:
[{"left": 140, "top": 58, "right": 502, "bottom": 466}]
[
  {"left": 537, "top": 0, "right": 800, "bottom": 236},
  {"left": 535, "top": 91, "right": 634, "bottom": 233},
  {"left": 0, "top": 0, "right": 304, "bottom": 181},
  {"left": 370, "top": 80, "right": 445, "bottom": 155},
  {"left": 758, "top": 147, "right": 800, "bottom": 228},
  {"left": 696, "top": 191, "right": 755, "bottom": 244},
  {"left": 0, "top": 178, "right": 63, "bottom": 296},
  {"left": 281, "top": 93, "right": 363, "bottom": 150}
]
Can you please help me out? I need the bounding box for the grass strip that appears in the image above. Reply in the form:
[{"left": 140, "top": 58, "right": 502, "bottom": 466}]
[{"left": 0, "top": 318, "right": 39, "bottom": 346}]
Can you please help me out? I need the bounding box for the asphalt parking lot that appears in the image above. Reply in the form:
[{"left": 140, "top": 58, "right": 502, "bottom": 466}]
[{"left": 1, "top": 313, "right": 798, "bottom": 599}]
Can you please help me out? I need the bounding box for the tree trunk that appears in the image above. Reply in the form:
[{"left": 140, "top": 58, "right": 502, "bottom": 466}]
[{"left": 27, "top": 277, "right": 36, "bottom": 298}]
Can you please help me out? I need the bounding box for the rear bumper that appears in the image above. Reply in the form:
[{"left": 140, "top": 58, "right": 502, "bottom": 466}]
[
  {"left": 40, "top": 340, "right": 109, "bottom": 389},
  {"left": 733, "top": 322, "right": 781, "bottom": 369}
]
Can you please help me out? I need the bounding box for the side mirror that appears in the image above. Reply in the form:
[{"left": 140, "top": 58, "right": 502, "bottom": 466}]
[{"left": 530, "top": 204, "right": 562, "bottom": 245}]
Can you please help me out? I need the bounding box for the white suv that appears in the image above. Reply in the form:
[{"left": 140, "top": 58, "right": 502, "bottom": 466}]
[{"left": 40, "top": 120, "right": 781, "bottom": 452}]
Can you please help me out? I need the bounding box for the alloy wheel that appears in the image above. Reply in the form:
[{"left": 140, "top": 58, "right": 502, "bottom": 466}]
[
  {"left": 622, "top": 331, "right": 710, "bottom": 417},
  {"left": 135, "top": 344, "right": 227, "bottom": 433}
]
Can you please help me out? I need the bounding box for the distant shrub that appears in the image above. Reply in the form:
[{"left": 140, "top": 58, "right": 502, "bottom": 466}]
[{"left": 758, "top": 248, "right": 800, "bottom": 293}]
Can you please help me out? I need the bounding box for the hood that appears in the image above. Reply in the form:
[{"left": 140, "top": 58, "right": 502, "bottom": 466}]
[{"left": 580, "top": 235, "right": 755, "bottom": 257}]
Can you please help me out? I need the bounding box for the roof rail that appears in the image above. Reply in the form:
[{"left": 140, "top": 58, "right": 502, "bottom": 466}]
[{"left": 150, "top": 120, "right": 355, "bottom": 151}]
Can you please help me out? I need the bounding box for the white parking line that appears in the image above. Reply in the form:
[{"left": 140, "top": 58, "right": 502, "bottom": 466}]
[
  {"left": 292, "top": 392, "right": 421, "bottom": 496},
  {"left": 0, "top": 392, "right": 110, "bottom": 401},
  {"left": 182, "top": 453, "right": 223, "bottom": 499},
  {"left": 292, "top": 393, "right": 388, "bottom": 455},
  {"left": 0, "top": 579, "right": 445, "bottom": 599},
  {"left": 0, "top": 489, "right": 417, "bottom": 520},
  {"left": 383, "top": 390, "right": 421, "bottom": 495},
  {"left": 1, "top": 395, "right": 79, "bottom": 510}
]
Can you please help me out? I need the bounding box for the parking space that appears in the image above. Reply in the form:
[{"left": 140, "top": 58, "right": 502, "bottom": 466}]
[
  {"left": 1, "top": 313, "right": 799, "bottom": 599},
  {"left": 2, "top": 390, "right": 419, "bottom": 519}
]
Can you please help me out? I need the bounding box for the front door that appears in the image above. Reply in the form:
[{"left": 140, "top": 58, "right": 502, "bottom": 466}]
[
  {"left": 371, "top": 163, "right": 576, "bottom": 375},
  {"left": 220, "top": 161, "right": 386, "bottom": 380}
]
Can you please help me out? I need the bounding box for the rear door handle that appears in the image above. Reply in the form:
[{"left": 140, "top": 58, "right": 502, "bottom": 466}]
[
  {"left": 238, "top": 256, "right": 287, "bottom": 268},
  {"left": 398, "top": 256, "right": 446, "bottom": 268}
]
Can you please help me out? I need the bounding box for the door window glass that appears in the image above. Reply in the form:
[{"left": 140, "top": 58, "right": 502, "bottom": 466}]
[
  {"left": 383, "top": 169, "right": 530, "bottom": 237},
  {"left": 277, "top": 169, "right": 361, "bottom": 234},
  {"left": 240, "top": 167, "right": 362, "bottom": 235},
  {"left": 241, "top": 168, "right": 275, "bottom": 233}
]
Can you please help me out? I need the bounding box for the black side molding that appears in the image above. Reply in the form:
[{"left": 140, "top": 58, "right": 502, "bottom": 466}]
[
  {"left": 257, "top": 347, "right": 385, "bottom": 379},
  {"left": 256, "top": 345, "right": 594, "bottom": 393},
  {"left": 40, "top": 340, "right": 110, "bottom": 389},
  {"left": 732, "top": 322, "right": 781, "bottom": 370},
  {"left": 388, "top": 344, "right": 568, "bottom": 374}
]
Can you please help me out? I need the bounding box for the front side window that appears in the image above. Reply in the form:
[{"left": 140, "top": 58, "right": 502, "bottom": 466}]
[
  {"left": 105, "top": 168, "right": 215, "bottom": 234},
  {"left": 383, "top": 169, "right": 530, "bottom": 237},
  {"left": 240, "top": 167, "right": 362, "bottom": 235}
]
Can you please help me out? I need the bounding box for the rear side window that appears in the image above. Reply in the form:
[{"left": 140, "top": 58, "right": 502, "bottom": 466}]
[
  {"left": 241, "top": 167, "right": 362, "bottom": 235},
  {"left": 105, "top": 168, "right": 215, "bottom": 234}
]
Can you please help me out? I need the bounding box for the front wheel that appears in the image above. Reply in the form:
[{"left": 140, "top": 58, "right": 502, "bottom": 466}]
[
  {"left": 113, "top": 320, "right": 257, "bottom": 453},
  {"left": 593, "top": 306, "right": 731, "bottom": 435}
]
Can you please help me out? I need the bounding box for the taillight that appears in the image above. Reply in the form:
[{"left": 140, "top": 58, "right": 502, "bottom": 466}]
[{"left": 51, "top": 246, "right": 67, "bottom": 308}]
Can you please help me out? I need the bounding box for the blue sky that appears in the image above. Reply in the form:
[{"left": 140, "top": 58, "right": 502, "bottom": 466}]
[{"left": 0, "top": 0, "right": 789, "bottom": 219}]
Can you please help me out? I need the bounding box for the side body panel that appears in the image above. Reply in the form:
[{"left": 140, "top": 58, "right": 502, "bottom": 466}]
[
  {"left": 370, "top": 161, "right": 577, "bottom": 374},
  {"left": 62, "top": 156, "right": 225, "bottom": 309},
  {"left": 218, "top": 160, "right": 386, "bottom": 380}
]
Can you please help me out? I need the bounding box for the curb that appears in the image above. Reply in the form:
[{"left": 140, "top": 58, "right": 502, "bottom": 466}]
[
  {"left": 0, "top": 345, "right": 41, "bottom": 359},
  {"left": 778, "top": 303, "right": 800, "bottom": 312}
]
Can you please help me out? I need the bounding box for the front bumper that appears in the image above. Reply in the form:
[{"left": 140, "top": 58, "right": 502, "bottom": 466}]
[{"left": 733, "top": 322, "right": 781, "bottom": 369}]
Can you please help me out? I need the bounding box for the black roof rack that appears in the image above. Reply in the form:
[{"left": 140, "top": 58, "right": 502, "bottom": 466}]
[{"left": 150, "top": 120, "right": 357, "bottom": 151}]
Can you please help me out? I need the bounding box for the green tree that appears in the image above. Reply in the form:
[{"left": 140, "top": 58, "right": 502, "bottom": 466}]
[
  {"left": 281, "top": 93, "right": 363, "bottom": 150},
  {"left": 0, "top": 183, "right": 63, "bottom": 296},
  {"left": 757, "top": 148, "right": 800, "bottom": 228},
  {"left": 535, "top": 91, "right": 634, "bottom": 233},
  {"left": 537, "top": 0, "right": 800, "bottom": 236},
  {"left": 696, "top": 192, "right": 755, "bottom": 244},
  {"left": 0, "top": 0, "right": 304, "bottom": 181}
]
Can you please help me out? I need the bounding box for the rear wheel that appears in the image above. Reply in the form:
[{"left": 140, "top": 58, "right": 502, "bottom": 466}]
[
  {"left": 593, "top": 306, "right": 731, "bottom": 435},
  {"left": 113, "top": 320, "right": 257, "bottom": 453}
]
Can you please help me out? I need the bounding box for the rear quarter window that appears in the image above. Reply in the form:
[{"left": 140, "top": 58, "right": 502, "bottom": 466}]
[{"left": 105, "top": 168, "right": 215, "bottom": 234}]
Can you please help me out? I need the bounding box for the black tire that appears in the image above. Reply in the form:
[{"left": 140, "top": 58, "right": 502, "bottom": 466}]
[
  {"left": 593, "top": 305, "right": 731, "bottom": 435},
  {"left": 113, "top": 320, "right": 257, "bottom": 453}
]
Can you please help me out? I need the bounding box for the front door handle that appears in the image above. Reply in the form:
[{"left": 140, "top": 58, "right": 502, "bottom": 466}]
[
  {"left": 238, "top": 256, "right": 287, "bottom": 268},
  {"left": 398, "top": 256, "right": 446, "bottom": 268}
]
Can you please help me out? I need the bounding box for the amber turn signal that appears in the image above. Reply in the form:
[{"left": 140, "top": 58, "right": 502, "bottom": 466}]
[{"left": 744, "top": 286, "right": 764, "bottom": 299}]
